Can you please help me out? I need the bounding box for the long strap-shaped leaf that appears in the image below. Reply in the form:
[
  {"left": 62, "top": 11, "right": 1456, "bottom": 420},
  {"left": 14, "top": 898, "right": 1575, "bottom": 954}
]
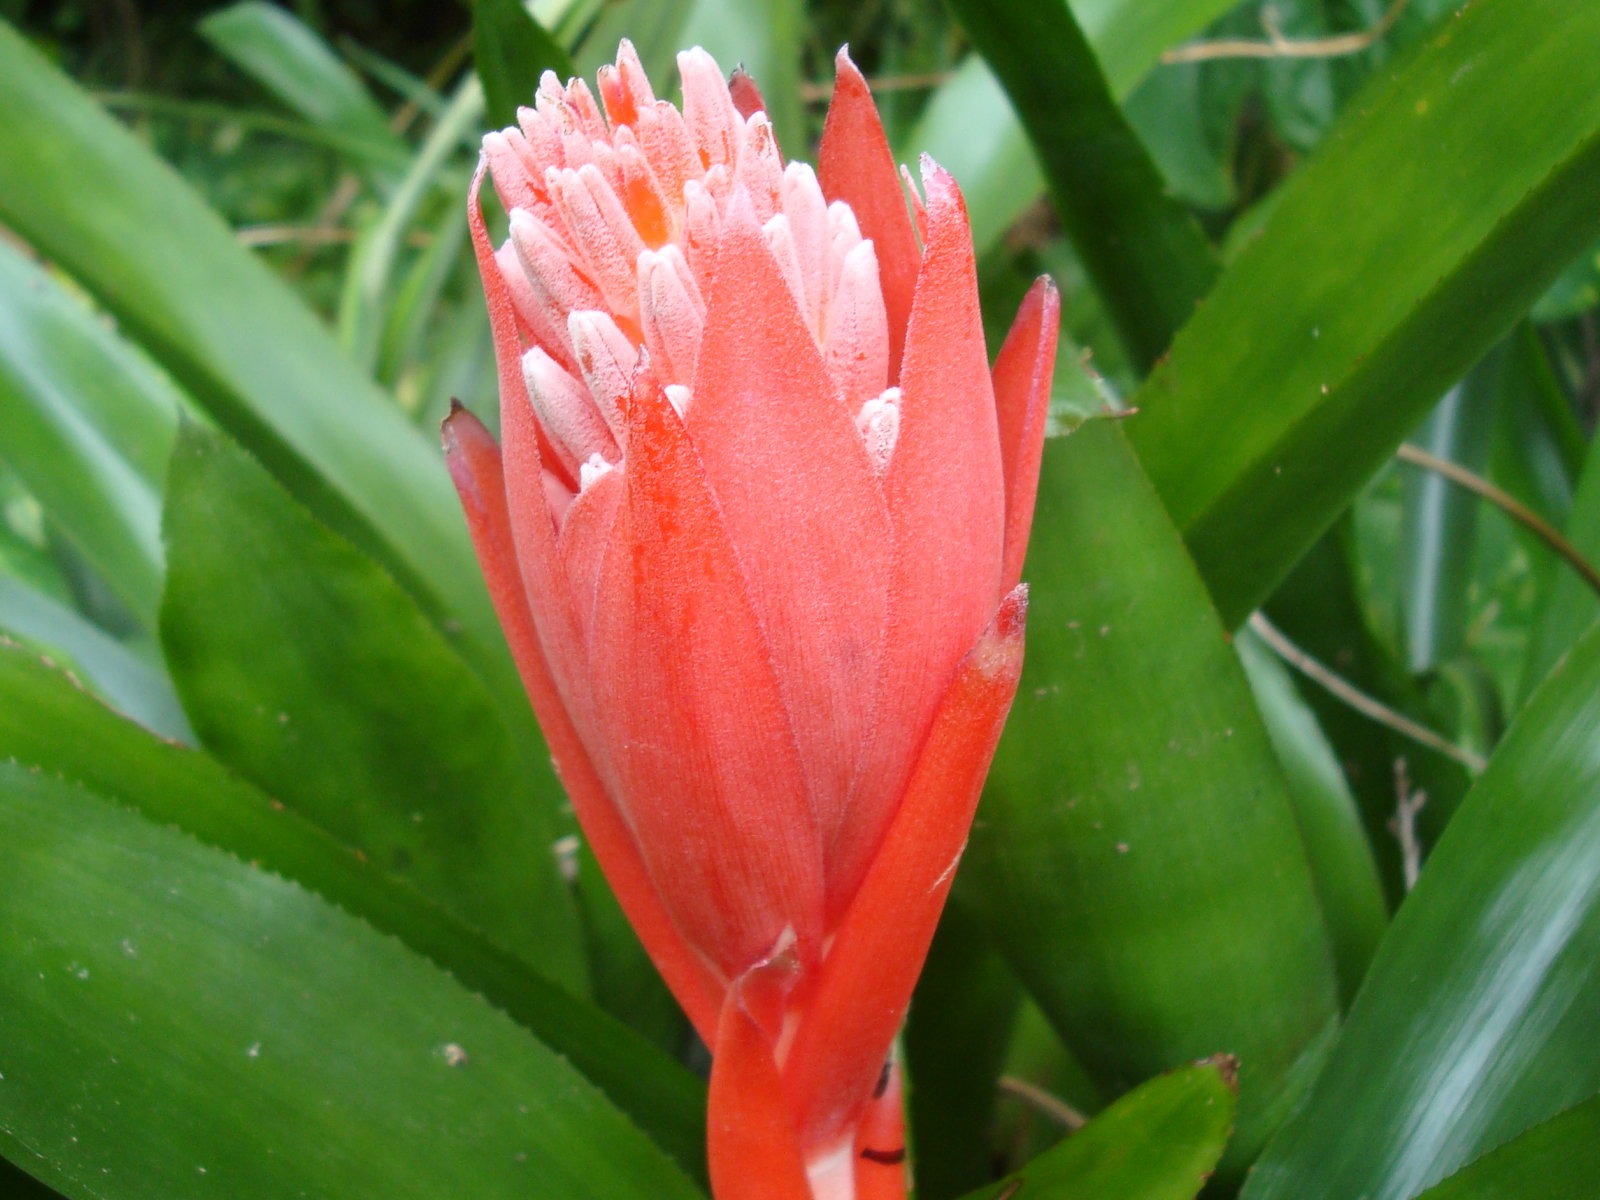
[
  {"left": 1127, "top": 0, "right": 1600, "bottom": 626},
  {"left": 0, "top": 641, "right": 706, "bottom": 1183},
  {"left": 0, "top": 21, "right": 508, "bottom": 699},
  {"left": 1243, "top": 615, "right": 1600, "bottom": 1200},
  {"left": 942, "top": 0, "right": 1217, "bottom": 371},
  {"left": 0, "top": 762, "right": 705, "bottom": 1200}
]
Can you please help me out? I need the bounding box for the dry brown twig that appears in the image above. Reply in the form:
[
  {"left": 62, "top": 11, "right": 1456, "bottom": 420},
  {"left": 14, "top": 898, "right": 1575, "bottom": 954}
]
[
  {"left": 1164, "top": 0, "right": 1409, "bottom": 65},
  {"left": 1390, "top": 758, "right": 1428, "bottom": 891}
]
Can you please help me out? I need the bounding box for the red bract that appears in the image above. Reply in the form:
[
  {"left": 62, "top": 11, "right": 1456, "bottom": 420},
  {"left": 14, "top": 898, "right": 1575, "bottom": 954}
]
[{"left": 444, "top": 41, "right": 1056, "bottom": 1200}]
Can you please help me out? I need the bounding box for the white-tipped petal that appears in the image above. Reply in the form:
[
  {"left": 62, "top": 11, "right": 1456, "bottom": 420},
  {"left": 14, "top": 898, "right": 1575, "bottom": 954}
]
[
  {"left": 780, "top": 162, "right": 830, "bottom": 333},
  {"left": 682, "top": 177, "right": 721, "bottom": 277},
  {"left": 508, "top": 209, "right": 607, "bottom": 343},
  {"left": 856, "top": 387, "right": 901, "bottom": 474},
  {"left": 569, "top": 309, "right": 639, "bottom": 439},
  {"left": 523, "top": 345, "right": 620, "bottom": 472},
  {"left": 638, "top": 245, "right": 706, "bottom": 387},
  {"left": 664, "top": 383, "right": 692, "bottom": 418},
  {"left": 578, "top": 452, "right": 615, "bottom": 492},
  {"left": 762, "top": 213, "right": 811, "bottom": 334},
  {"left": 677, "top": 47, "right": 740, "bottom": 170},
  {"left": 735, "top": 114, "right": 783, "bottom": 221},
  {"left": 547, "top": 164, "right": 649, "bottom": 322},
  {"left": 823, "top": 240, "right": 890, "bottom": 407}
]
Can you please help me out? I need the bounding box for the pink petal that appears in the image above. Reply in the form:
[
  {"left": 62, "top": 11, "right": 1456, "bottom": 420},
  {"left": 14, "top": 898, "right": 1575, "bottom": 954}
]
[
  {"left": 729, "top": 67, "right": 768, "bottom": 123},
  {"left": 558, "top": 463, "right": 624, "bottom": 651},
  {"left": 468, "top": 159, "right": 571, "bottom": 483},
  {"left": 597, "top": 38, "right": 654, "bottom": 127},
  {"left": 992, "top": 277, "right": 1059, "bottom": 591},
  {"left": 442, "top": 404, "right": 723, "bottom": 1043},
  {"left": 589, "top": 374, "right": 826, "bottom": 981},
  {"left": 783, "top": 588, "right": 1026, "bottom": 1154},
  {"left": 678, "top": 46, "right": 741, "bottom": 171},
  {"left": 818, "top": 48, "right": 921, "bottom": 380},
  {"left": 842, "top": 157, "right": 1005, "bottom": 907},
  {"left": 688, "top": 199, "right": 894, "bottom": 922}
]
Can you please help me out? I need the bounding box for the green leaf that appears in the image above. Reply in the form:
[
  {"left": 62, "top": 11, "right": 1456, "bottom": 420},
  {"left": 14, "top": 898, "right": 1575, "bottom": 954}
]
[
  {"left": 159, "top": 424, "right": 584, "bottom": 992},
  {"left": 958, "top": 1058, "right": 1236, "bottom": 1200},
  {"left": 943, "top": 0, "right": 1217, "bottom": 372},
  {"left": 338, "top": 79, "right": 481, "bottom": 375},
  {"left": 1237, "top": 626, "right": 1387, "bottom": 1003},
  {"left": 905, "top": 892, "right": 1022, "bottom": 1199},
  {"left": 1409, "top": 1093, "right": 1600, "bottom": 1200},
  {"left": 0, "top": 20, "right": 507, "bottom": 699},
  {"left": 0, "top": 240, "right": 183, "bottom": 628},
  {"left": 906, "top": 0, "right": 1241, "bottom": 257},
  {"left": 1127, "top": 0, "right": 1600, "bottom": 625},
  {"left": 969, "top": 420, "right": 1339, "bottom": 1174},
  {"left": 0, "top": 763, "right": 703, "bottom": 1200},
  {"left": 474, "top": 0, "right": 572, "bottom": 131},
  {"left": 0, "top": 579, "right": 192, "bottom": 743},
  {"left": 1398, "top": 358, "right": 1503, "bottom": 674},
  {"left": 1243, "top": 614, "right": 1600, "bottom": 1200},
  {"left": 0, "top": 640, "right": 707, "bottom": 1179},
  {"left": 197, "top": 1, "right": 406, "bottom": 186}
]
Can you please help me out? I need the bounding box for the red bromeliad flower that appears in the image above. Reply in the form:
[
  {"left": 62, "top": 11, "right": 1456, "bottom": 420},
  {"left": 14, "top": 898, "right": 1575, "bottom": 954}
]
[{"left": 443, "top": 41, "right": 1057, "bottom": 1200}]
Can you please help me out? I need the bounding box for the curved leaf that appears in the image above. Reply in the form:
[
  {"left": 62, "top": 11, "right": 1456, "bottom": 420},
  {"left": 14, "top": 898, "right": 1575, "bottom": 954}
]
[
  {"left": 959, "top": 1058, "right": 1236, "bottom": 1200},
  {"left": 1128, "top": 0, "right": 1600, "bottom": 625},
  {"left": 0, "top": 763, "right": 703, "bottom": 1200},
  {"left": 969, "top": 420, "right": 1339, "bottom": 1174},
  {"left": 0, "top": 20, "right": 509, "bottom": 697},
  {"left": 159, "top": 425, "right": 584, "bottom": 991},
  {"left": 1410, "top": 1093, "right": 1600, "bottom": 1200},
  {"left": 0, "top": 640, "right": 706, "bottom": 1178},
  {"left": 0, "top": 240, "right": 182, "bottom": 627},
  {"left": 1244, "top": 614, "right": 1600, "bottom": 1200}
]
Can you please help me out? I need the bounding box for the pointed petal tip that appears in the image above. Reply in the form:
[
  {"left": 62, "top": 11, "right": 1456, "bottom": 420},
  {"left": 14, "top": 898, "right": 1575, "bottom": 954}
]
[{"left": 996, "top": 583, "right": 1028, "bottom": 641}]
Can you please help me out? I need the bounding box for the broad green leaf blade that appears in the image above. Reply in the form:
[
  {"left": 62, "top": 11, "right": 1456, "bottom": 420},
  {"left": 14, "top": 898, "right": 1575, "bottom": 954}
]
[
  {"left": 907, "top": 0, "right": 1240, "bottom": 257},
  {"left": 1409, "top": 1093, "right": 1600, "bottom": 1200},
  {"left": 0, "top": 20, "right": 504, "bottom": 693},
  {"left": 959, "top": 1058, "right": 1236, "bottom": 1200},
  {"left": 159, "top": 425, "right": 584, "bottom": 992},
  {"left": 1237, "top": 627, "right": 1387, "bottom": 1003},
  {"left": 970, "top": 420, "right": 1339, "bottom": 1173},
  {"left": 0, "top": 240, "right": 182, "bottom": 627},
  {"left": 1128, "top": 0, "right": 1600, "bottom": 626},
  {"left": 0, "top": 764, "right": 703, "bottom": 1200},
  {"left": 474, "top": 0, "right": 572, "bottom": 132},
  {"left": 943, "top": 0, "right": 1217, "bottom": 371},
  {"left": 197, "top": 2, "right": 406, "bottom": 177},
  {"left": 0, "top": 580, "right": 192, "bottom": 743},
  {"left": 0, "top": 641, "right": 707, "bottom": 1179},
  {"left": 1243, "top": 615, "right": 1600, "bottom": 1200}
]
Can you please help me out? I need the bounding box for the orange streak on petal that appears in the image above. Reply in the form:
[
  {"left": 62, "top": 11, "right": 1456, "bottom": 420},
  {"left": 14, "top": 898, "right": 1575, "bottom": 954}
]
[
  {"left": 992, "top": 277, "right": 1059, "bottom": 592},
  {"left": 590, "top": 375, "right": 827, "bottom": 982},
  {"left": 783, "top": 588, "right": 1027, "bottom": 1154}
]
